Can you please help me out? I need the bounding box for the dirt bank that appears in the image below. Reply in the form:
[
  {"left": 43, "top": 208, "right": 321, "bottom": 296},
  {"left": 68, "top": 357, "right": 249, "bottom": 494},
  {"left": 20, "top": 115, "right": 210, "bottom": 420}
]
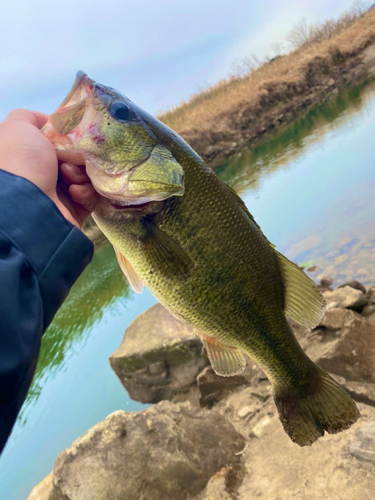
[{"left": 160, "top": 10, "right": 375, "bottom": 168}]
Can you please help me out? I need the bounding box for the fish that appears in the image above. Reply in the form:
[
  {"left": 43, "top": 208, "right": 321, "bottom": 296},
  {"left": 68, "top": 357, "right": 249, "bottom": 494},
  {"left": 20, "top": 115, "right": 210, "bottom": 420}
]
[{"left": 42, "top": 71, "right": 360, "bottom": 446}]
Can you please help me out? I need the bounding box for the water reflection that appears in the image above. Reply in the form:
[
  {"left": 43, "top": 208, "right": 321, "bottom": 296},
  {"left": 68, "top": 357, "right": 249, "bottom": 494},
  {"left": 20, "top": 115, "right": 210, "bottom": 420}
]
[
  {"left": 21, "top": 245, "right": 129, "bottom": 416},
  {"left": 217, "top": 79, "right": 375, "bottom": 195},
  {"left": 216, "top": 78, "right": 375, "bottom": 287}
]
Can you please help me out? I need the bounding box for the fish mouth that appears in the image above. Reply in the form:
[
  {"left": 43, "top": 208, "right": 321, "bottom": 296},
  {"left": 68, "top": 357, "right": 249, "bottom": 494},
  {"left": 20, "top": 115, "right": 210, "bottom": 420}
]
[
  {"left": 47, "top": 72, "right": 94, "bottom": 136},
  {"left": 43, "top": 71, "right": 185, "bottom": 208},
  {"left": 41, "top": 71, "right": 97, "bottom": 164},
  {"left": 60, "top": 71, "right": 94, "bottom": 108},
  {"left": 110, "top": 201, "right": 153, "bottom": 210}
]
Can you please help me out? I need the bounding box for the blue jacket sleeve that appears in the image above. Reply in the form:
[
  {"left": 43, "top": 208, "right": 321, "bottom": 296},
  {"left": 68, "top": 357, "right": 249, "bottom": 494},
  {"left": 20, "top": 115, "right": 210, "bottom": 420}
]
[{"left": 0, "top": 170, "right": 94, "bottom": 453}]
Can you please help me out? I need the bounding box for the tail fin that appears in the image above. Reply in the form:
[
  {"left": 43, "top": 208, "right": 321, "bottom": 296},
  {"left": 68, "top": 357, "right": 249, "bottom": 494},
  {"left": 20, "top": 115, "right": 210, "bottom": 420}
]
[{"left": 273, "top": 366, "right": 360, "bottom": 446}]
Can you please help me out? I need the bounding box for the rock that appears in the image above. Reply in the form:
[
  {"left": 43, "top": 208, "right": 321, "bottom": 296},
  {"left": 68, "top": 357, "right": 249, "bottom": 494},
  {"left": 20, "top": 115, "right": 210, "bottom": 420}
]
[
  {"left": 48, "top": 402, "right": 245, "bottom": 500},
  {"left": 323, "top": 286, "right": 368, "bottom": 311},
  {"left": 238, "top": 405, "right": 255, "bottom": 419},
  {"left": 307, "top": 265, "right": 318, "bottom": 272},
  {"left": 196, "top": 465, "right": 246, "bottom": 500},
  {"left": 319, "top": 276, "right": 334, "bottom": 287},
  {"left": 320, "top": 308, "right": 348, "bottom": 330},
  {"left": 197, "top": 363, "right": 261, "bottom": 408},
  {"left": 367, "top": 286, "right": 375, "bottom": 305},
  {"left": 249, "top": 415, "right": 274, "bottom": 438},
  {"left": 317, "top": 314, "right": 375, "bottom": 383},
  {"left": 326, "top": 301, "right": 339, "bottom": 310},
  {"left": 27, "top": 473, "right": 54, "bottom": 500},
  {"left": 338, "top": 280, "right": 366, "bottom": 294},
  {"left": 215, "top": 382, "right": 272, "bottom": 435},
  {"left": 332, "top": 374, "right": 375, "bottom": 407},
  {"left": 233, "top": 401, "right": 375, "bottom": 500},
  {"left": 349, "top": 422, "right": 375, "bottom": 464},
  {"left": 109, "top": 304, "right": 208, "bottom": 403},
  {"left": 361, "top": 304, "right": 375, "bottom": 317}
]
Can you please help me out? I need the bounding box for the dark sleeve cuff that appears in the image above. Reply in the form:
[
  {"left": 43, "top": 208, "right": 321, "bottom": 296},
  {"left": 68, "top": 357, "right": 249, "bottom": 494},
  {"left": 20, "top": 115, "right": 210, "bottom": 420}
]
[{"left": 0, "top": 169, "right": 94, "bottom": 329}]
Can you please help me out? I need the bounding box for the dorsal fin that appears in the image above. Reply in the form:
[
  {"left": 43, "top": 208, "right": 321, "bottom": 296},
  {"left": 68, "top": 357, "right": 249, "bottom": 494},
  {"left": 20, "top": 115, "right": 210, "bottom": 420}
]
[
  {"left": 113, "top": 246, "right": 144, "bottom": 294},
  {"left": 197, "top": 332, "right": 246, "bottom": 377},
  {"left": 275, "top": 250, "right": 325, "bottom": 328}
]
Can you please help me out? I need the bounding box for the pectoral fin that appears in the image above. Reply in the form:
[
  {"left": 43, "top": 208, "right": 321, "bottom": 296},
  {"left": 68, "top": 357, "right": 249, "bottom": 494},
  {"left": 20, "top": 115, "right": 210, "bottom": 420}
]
[
  {"left": 113, "top": 246, "right": 144, "bottom": 294},
  {"left": 198, "top": 332, "right": 246, "bottom": 377},
  {"left": 142, "top": 218, "right": 193, "bottom": 278}
]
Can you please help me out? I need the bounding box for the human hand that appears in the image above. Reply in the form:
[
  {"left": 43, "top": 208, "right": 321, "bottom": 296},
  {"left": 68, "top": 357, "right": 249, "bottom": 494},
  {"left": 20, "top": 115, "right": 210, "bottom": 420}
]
[{"left": 0, "top": 109, "right": 100, "bottom": 229}]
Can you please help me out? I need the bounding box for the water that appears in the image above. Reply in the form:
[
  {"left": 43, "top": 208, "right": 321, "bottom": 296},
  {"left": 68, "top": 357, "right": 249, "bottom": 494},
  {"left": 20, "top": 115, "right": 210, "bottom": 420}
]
[
  {"left": 1, "top": 79, "right": 375, "bottom": 499},
  {"left": 217, "top": 79, "right": 375, "bottom": 286}
]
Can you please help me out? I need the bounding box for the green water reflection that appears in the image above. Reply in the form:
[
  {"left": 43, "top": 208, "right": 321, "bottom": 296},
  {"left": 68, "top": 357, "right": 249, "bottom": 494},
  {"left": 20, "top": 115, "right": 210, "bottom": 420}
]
[
  {"left": 217, "top": 78, "right": 375, "bottom": 194},
  {"left": 21, "top": 245, "right": 130, "bottom": 416}
]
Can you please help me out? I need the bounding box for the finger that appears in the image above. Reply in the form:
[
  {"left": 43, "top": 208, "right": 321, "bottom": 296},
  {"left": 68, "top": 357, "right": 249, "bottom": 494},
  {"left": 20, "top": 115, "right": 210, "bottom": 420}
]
[
  {"left": 69, "top": 183, "right": 100, "bottom": 212},
  {"left": 4, "top": 109, "right": 49, "bottom": 129},
  {"left": 60, "top": 162, "right": 90, "bottom": 185}
]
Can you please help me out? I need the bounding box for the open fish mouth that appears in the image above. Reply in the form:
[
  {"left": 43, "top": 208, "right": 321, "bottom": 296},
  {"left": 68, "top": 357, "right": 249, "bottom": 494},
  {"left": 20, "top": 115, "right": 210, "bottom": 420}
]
[
  {"left": 42, "top": 71, "right": 185, "bottom": 207},
  {"left": 48, "top": 72, "right": 94, "bottom": 135}
]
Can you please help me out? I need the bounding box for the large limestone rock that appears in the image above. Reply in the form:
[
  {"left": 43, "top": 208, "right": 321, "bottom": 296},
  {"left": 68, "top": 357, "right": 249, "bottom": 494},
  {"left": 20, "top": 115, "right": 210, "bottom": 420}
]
[
  {"left": 323, "top": 286, "right": 368, "bottom": 311},
  {"left": 317, "top": 313, "right": 375, "bottom": 383},
  {"left": 42, "top": 401, "right": 245, "bottom": 500},
  {"left": 109, "top": 304, "right": 208, "bottom": 403},
  {"left": 320, "top": 307, "right": 350, "bottom": 330},
  {"left": 197, "top": 399, "right": 375, "bottom": 500},
  {"left": 28, "top": 473, "right": 54, "bottom": 500}
]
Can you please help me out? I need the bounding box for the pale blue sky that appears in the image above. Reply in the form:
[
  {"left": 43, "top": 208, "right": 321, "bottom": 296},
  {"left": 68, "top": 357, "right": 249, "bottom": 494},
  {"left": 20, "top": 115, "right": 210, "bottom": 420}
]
[{"left": 0, "top": 0, "right": 358, "bottom": 119}]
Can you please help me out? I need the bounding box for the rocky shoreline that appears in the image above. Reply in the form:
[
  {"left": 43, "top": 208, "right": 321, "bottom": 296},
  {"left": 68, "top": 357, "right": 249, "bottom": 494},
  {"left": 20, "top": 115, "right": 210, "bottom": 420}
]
[{"left": 29, "top": 279, "right": 375, "bottom": 499}]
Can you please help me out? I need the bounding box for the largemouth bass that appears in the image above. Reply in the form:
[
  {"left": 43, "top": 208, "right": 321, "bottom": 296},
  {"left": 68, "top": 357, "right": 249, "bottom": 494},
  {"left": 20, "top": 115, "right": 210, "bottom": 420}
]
[{"left": 43, "top": 71, "right": 360, "bottom": 446}]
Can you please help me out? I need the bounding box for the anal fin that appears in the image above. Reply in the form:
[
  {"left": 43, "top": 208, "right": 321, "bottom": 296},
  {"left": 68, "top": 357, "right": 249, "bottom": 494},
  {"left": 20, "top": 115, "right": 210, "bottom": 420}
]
[
  {"left": 114, "top": 246, "right": 144, "bottom": 294},
  {"left": 198, "top": 332, "right": 246, "bottom": 377}
]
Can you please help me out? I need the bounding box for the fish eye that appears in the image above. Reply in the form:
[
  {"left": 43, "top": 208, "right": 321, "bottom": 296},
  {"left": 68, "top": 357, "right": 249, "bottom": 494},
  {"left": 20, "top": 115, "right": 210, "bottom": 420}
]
[{"left": 110, "top": 101, "right": 131, "bottom": 122}]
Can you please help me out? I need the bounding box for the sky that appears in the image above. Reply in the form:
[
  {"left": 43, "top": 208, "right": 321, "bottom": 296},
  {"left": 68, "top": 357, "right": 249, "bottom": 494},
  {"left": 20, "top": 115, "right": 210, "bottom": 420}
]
[{"left": 0, "top": 0, "right": 361, "bottom": 120}]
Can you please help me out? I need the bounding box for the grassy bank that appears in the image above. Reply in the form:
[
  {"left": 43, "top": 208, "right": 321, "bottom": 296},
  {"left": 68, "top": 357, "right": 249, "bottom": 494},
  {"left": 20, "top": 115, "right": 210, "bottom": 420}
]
[{"left": 159, "top": 7, "right": 375, "bottom": 167}]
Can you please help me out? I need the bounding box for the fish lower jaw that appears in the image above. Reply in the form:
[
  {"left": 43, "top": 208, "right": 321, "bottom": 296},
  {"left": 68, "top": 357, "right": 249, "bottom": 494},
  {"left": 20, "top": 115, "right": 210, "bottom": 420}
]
[{"left": 93, "top": 187, "right": 154, "bottom": 209}]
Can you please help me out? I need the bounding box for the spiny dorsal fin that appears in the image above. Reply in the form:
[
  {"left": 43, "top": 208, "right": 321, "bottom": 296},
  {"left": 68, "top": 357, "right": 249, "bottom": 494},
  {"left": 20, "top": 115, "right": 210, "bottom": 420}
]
[
  {"left": 113, "top": 246, "right": 144, "bottom": 294},
  {"left": 275, "top": 250, "right": 325, "bottom": 328},
  {"left": 142, "top": 218, "right": 193, "bottom": 278},
  {"left": 198, "top": 332, "right": 246, "bottom": 377}
]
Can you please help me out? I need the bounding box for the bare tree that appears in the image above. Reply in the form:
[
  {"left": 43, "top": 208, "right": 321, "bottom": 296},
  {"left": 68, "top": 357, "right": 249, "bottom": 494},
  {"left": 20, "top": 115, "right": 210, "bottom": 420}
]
[
  {"left": 286, "top": 18, "right": 311, "bottom": 49},
  {"left": 351, "top": 0, "right": 369, "bottom": 16},
  {"left": 231, "top": 54, "right": 261, "bottom": 78}
]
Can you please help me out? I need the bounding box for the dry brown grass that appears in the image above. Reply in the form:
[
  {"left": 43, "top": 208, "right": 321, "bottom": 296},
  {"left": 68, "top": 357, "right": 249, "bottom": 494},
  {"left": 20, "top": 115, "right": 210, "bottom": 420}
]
[{"left": 159, "top": 8, "right": 375, "bottom": 138}]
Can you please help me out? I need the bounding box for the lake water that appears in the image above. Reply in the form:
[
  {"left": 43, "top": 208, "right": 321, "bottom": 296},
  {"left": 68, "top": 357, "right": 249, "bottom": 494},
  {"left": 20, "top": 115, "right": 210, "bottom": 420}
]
[{"left": 1, "top": 78, "right": 375, "bottom": 499}]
